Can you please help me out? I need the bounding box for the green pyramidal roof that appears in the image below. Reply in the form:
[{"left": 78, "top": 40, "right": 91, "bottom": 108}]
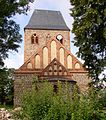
[{"left": 25, "top": 9, "right": 70, "bottom": 31}]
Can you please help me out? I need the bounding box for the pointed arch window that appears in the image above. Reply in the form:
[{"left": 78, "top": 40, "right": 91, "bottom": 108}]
[
  {"left": 56, "top": 34, "right": 63, "bottom": 44},
  {"left": 31, "top": 33, "right": 38, "bottom": 44}
]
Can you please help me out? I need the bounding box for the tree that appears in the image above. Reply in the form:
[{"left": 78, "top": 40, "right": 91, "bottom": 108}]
[
  {"left": 70, "top": 0, "right": 106, "bottom": 82},
  {"left": 0, "top": 0, "right": 34, "bottom": 105},
  {"left": 0, "top": 0, "right": 33, "bottom": 67},
  {"left": 0, "top": 68, "right": 14, "bottom": 105}
]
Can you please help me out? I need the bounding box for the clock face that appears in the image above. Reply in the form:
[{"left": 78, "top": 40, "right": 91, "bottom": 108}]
[{"left": 56, "top": 34, "right": 63, "bottom": 41}]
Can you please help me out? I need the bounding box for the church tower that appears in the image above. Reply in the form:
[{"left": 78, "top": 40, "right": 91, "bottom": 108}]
[
  {"left": 14, "top": 9, "right": 90, "bottom": 106},
  {"left": 24, "top": 10, "right": 70, "bottom": 62}
]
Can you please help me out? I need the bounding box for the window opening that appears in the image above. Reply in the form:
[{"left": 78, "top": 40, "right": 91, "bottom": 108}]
[{"left": 31, "top": 34, "right": 38, "bottom": 44}]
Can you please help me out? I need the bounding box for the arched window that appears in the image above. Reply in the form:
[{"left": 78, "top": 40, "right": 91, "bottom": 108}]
[
  {"left": 31, "top": 36, "right": 34, "bottom": 44},
  {"left": 67, "top": 55, "right": 72, "bottom": 69},
  {"left": 56, "top": 34, "right": 63, "bottom": 44},
  {"left": 60, "top": 39, "right": 63, "bottom": 44},
  {"left": 27, "top": 62, "right": 32, "bottom": 69},
  {"left": 36, "top": 36, "right": 38, "bottom": 44},
  {"left": 35, "top": 54, "right": 40, "bottom": 68},
  {"left": 59, "top": 48, "right": 64, "bottom": 65},
  {"left": 75, "top": 63, "right": 80, "bottom": 69},
  {"left": 51, "top": 41, "right": 57, "bottom": 61},
  {"left": 31, "top": 34, "right": 38, "bottom": 44},
  {"left": 43, "top": 47, "right": 48, "bottom": 68}
]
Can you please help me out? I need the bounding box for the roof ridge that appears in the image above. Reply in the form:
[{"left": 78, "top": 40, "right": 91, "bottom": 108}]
[{"left": 33, "top": 9, "right": 60, "bottom": 12}]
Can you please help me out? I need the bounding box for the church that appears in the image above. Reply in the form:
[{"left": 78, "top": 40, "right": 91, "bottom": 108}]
[{"left": 14, "top": 9, "right": 90, "bottom": 106}]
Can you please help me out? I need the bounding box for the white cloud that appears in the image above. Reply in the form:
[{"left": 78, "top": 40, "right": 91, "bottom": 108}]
[{"left": 4, "top": 49, "right": 24, "bottom": 69}]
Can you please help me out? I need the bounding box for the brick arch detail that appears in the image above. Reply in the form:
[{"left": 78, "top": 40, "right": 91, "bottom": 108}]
[
  {"left": 27, "top": 62, "right": 32, "bottom": 69},
  {"left": 67, "top": 55, "right": 72, "bottom": 69},
  {"left": 43, "top": 46, "right": 48, "bottom": 68},
  {"left": 75, "top": 62, "right": 81, "bottom": 69},
  {"left": 51, "top": 40, "right": 57, "bottom": 61},
  {"left": 18, "top": 39, "right": 85, "bottom": 72},
  {"left": 35, "top": 54, "right": 40, "bottom": 69},
  {"left": 59, "top": 47, "right": 65, "bottom": 66}
]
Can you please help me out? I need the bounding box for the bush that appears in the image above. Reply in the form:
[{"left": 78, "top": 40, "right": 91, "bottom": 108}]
[
  {"left": 0, "top": 68, "right": 14, "bottom": 106},
  {"left": 14, "top": 80, "right": 106, "bottom": 120}
]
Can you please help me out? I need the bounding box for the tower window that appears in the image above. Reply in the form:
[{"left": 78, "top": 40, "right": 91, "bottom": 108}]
[
  {"left": 60, "top": 39, "right": 63, "bottom": 44},
  {"left": 31, "top": 37, "right": 34, "bottom": 44},
  {"left": 36, "top": 36, "right": 38, "bottom": 44},
  {"left": 56, "top": 34, "right": 63, "bottom": 44},
  {"left": 31, "top": 34, "right": 38, "bottom": 44}
]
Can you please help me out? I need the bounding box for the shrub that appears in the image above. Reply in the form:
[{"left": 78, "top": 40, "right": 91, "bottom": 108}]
[{"left": 14, "top": 79, "right": 106, "bottom": 120}]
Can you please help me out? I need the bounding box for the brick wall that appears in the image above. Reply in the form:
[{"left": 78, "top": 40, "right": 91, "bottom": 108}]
[{"left": 24, "top": 29, "right": 70, "bottom": 62}]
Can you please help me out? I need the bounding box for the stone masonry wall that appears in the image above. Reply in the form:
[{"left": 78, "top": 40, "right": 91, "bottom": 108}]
[
  {"left": 14, "top": 74, "right": 34, "bottom": 107},
  {"left": 14, "top": 74, "right": 75, "bottom": 107},
  {"left": 72, "top": 73, "right": 91, "bottom": 92},
  {"left": 24, "top": 29, "right": 70, "bottom": 62}
]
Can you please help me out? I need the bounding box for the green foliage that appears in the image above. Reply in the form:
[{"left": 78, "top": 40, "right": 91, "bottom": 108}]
[
  {"left": 0, "top": 0, "right": 33, "bottom": 66},
  {"left": 70, "top": 0, "right": 106, "bottom": 82},
  {"left": 0, "top": 68, "right": 14, "bottom": 105},
  {"left": 14, "top": 81, "right": 106, "bottom": 120},
  {"left": 0, "top": 0, "right": 34, "bottom": 106}
]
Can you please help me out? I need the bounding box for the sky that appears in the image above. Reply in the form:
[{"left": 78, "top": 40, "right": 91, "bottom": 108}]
[{"left": 4, "top": 0, "right": 78, "bottom": 69}]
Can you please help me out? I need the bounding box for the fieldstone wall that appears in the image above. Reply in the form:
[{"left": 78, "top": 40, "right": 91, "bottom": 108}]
[
  {"left": 72, "top": 73, "right": 91, "bottom": 92},
  {"left": 14, "top": 74, "right": 76, "bottom": 107},
  {"left": 14, "top": 74, "right": 34, "bottom": 107}
]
